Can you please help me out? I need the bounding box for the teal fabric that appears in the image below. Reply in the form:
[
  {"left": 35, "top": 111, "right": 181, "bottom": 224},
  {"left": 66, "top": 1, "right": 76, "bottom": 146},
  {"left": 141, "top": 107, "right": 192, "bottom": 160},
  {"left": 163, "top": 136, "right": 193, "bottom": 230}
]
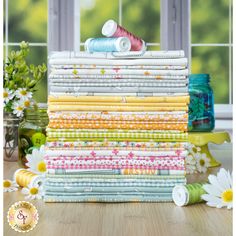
[
  {"left": 44, "top": 194, "right": 173, "bottom": 202},
  {"left": 43, "top": 186, "right": 173, "bottom": 193}
]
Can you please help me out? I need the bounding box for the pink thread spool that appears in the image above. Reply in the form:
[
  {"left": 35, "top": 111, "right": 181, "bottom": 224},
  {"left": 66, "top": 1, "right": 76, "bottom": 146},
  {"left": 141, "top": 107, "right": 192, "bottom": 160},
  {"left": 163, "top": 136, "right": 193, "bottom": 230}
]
[{"left": 102, "top": 19, "right": 146, "bottom": 51}]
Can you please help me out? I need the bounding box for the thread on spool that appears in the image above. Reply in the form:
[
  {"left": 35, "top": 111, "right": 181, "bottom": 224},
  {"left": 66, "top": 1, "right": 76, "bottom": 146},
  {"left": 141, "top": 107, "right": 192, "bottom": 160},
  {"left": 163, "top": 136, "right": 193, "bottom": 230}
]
[
  {"left": 14, "top": 169, "right": 44, "bottom": 188},
  {"left": 84, "top": 37, "right": 131, "bottom": 53},
  {"left": 172, "top": 183, "right": 207, "bottom": 206},
  {"left": 102, "top": 19, "right": 146, "bottom": 51}
]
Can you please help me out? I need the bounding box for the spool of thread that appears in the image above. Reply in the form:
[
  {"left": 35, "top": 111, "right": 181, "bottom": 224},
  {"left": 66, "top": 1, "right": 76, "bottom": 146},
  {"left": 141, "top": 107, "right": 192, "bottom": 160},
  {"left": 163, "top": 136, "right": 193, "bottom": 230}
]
[
  {"left": 14, "top": 169, "right": 44, "bottom": 188},
  {"left": 172, "top": 183, "right": 206, "bottom": 206},
  {"left": 84, "top": 37, "right": 131, "bottom": 53},
  {"left": 102, "top": 19, "right": 146, "bottom": 51}
]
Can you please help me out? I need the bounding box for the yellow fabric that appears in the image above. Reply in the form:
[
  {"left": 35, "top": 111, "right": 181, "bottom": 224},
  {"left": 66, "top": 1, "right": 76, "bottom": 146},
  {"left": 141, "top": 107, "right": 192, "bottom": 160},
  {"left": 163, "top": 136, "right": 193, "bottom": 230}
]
[
  {"left": 49, "top": 102, "right": 187, "bottom": 107},
  {"left": 48, "top": 105, "right": 188, "bottom": 112},
  {"left": 48, "top": 120, "right": 187, "bottom": 131},
  {"left": 48, "top": 112, "right": 188, "bottom": 122},
  {"left": 48, "top": 95, "right": 190, "bottom": 103}
]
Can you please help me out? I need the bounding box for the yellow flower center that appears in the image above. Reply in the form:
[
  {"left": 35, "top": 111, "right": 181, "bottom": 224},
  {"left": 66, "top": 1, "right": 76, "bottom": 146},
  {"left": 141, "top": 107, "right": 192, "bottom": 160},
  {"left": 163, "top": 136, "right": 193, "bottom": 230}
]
[
  {"left": 221, "top": 189, "right": 233, "bottom": 203},
  {"left": 199, "top": 159, "right": 205, "bottom": 166},
  {"left": 20, "top": 90, "right": 27, "bottom": 96},
  {"left": 3, "top": 91, "right": 8, "bottom": 98},
  {"left": 30, "top": 187, "right": 38, "bottom": 195},
  {"left": 3, "top": 180, "right": 11, "bottom": 188},
  {"left": 37, "top": 161, "right": 46, "bottom": 173},
  {"left": 17, "top": 106, "right": 23, "bottom": 111},
  {"left": 24, "top": 100, "right": 30, "bottom": 107}
]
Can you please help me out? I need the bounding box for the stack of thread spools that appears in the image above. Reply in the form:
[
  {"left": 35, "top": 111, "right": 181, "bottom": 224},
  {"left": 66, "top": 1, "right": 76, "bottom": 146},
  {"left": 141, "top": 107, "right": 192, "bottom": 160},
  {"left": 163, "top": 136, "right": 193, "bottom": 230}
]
[{"left": 43, "top": 19, "right": 189, "bottom": 202}]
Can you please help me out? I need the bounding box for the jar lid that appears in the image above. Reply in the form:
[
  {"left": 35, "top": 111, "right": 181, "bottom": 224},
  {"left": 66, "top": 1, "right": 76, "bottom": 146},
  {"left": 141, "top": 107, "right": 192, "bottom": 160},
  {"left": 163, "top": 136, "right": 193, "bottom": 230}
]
[{"left": 189, "top": 74, "right": 210, "bottom": 84}]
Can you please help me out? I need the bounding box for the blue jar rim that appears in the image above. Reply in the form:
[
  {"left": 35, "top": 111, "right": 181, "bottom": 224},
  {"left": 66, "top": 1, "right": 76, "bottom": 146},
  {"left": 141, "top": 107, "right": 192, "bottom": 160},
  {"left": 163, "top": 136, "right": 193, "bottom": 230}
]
[{"left": 189, "top": 74, "right": 210, "bottom": 84}]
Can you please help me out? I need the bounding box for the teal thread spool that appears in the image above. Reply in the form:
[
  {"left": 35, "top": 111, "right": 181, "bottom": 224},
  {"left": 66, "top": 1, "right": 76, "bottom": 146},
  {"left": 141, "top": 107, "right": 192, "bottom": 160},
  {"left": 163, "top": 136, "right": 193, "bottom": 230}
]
[
  {"left": 172, "top": 183, "right": 207, "bottom": 206},
  {"left": 84, "top": 37, "right": 131, "bottom": 53}
]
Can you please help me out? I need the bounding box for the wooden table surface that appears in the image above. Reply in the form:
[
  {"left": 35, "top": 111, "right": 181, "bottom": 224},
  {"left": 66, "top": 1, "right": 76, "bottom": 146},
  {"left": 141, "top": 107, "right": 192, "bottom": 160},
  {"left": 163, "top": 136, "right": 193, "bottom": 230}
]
[{"left": 3, "top": 148, "right": 232, "bottom": 236}]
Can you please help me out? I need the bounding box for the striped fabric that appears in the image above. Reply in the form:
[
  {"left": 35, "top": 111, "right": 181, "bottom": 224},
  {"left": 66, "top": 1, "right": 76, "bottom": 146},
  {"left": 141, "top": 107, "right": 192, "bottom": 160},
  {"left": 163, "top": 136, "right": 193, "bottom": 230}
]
[{"left": 44, "top": 50, "right": 189, "bottom": 203}]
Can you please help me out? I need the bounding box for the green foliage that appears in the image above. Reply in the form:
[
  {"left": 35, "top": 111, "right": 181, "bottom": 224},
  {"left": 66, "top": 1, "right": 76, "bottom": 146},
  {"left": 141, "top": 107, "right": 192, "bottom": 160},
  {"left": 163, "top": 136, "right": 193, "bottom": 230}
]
[
  {"left": 191, "top": 0, "right": 231, "bottom": 104},
  {"left": 4, "top": 0, "right": 48, "bottom": 103},
  {"left": 3, "top": 41, "right": 47, "bottom": 113},
  {"left": 7, "top": 0, "right": 47, "bottom": 42},
  {"left": 4, "top": 41, "right": 47, "bottom": 92}
]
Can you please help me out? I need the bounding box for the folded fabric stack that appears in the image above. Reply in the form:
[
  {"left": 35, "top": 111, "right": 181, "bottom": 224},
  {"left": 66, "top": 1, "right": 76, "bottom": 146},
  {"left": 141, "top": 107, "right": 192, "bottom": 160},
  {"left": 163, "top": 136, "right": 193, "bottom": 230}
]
[{"left": 43, "top": 50, "right": 189, "bottom": 202}]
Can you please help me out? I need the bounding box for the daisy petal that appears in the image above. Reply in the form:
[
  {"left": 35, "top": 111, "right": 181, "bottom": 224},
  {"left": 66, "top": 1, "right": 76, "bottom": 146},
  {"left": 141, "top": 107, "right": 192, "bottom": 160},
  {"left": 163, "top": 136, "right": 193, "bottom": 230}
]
[
  {"left": 206, "top": 201, "right": 218, "bottom": 208},
  {"left": 226, "top": 170, "right": 232, "bottom": 187},
  {"left": 25, "top": 195, "right": 31, "bottom": 200},
  {"left": 201, "top": 194, "right": 221, "bottom": 205},
  {"left": 21, "top": 188, "right": 30, "bottom": 195},
  {"left": 36, "top": 195, "right": 42, "bottom": 200},
  {"left": 201, "top": 194, "right": 213, "bottom": 202},
  {"left": 202, "top": 184, "right": 221, "bottom": 197},
  {"left": 5, "top": 189, "right": 11, "bottom": 192},
  {"left": 208, "top": 175, "right": 224, "bottom": 192},
  {"left": 217, "top": 168, "right": 231, "bottom": 190},
  {"left": 216, "top": 203, "right": 224, "bottom": 208}
]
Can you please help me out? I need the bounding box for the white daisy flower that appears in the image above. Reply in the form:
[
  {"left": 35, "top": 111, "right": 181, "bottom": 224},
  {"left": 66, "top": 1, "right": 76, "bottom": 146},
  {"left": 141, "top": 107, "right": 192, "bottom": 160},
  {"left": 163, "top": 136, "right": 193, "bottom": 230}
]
[
  {"left": 195, "top": 152, "right": 210, "bottom": 173},
  {"left": 202, "top": 168, "right": 233, "bottom": 209},
  {"left": 3, "top": 88, "right": 14, "bottom": 103},
  {"left": 15, "top": 88, "right": 32, "bottom": 101},
  {"left": 187, "top": 143, "right": 201, "bottom": 155},
  {"left": 187, "top": 143, "right": 194, "bottom": 151},
  {"left": 20, "top": 98, "right": 32, "bottom": 108},
  {"left": 21, "top": 182, "right": 43, "bottom": 200},
  {"left": 26, "top": 146, "right": 46, "bottom": 174},
  {"left": 186, "top": 154, "right": 197, "bottom": 174},
  {"left": 12, "top": 101, "right": 24, "bottom": 117},
  {"left": 3, "top": 179, "right": 18, "bottom": 192}
]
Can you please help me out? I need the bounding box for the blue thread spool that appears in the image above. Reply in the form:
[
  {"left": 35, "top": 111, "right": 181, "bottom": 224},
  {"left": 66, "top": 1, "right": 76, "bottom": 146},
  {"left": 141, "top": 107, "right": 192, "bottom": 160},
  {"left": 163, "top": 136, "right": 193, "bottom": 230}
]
[{"left": 84, "top": 37, "right": 131, "bottom": 53}]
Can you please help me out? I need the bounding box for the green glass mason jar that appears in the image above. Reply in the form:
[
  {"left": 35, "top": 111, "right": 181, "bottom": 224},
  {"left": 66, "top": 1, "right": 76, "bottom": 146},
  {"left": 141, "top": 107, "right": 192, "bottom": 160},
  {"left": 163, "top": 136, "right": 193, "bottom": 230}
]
[
  {"left": 18, "top": 103, "right": 48, "bottom": 167},
  {"left": 188, "top": 74, "right": 215, "bottom": 131}
]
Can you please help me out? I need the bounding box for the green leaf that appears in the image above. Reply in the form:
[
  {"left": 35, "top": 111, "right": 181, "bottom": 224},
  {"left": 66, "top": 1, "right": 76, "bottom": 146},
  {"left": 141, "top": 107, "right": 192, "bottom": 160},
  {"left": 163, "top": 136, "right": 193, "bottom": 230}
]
[
  {"left": 28, "top": 80, "right": 37, "bottom": 88},
  {"left": 3, "top": 41, "right": 47, "bottom": 97}
]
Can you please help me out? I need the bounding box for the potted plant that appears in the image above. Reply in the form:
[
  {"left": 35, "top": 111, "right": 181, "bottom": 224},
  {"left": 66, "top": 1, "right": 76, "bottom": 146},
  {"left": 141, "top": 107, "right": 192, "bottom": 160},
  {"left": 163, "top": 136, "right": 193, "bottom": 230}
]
[{"left": 3, "top": 41, "right": 47, "bottom": 161}]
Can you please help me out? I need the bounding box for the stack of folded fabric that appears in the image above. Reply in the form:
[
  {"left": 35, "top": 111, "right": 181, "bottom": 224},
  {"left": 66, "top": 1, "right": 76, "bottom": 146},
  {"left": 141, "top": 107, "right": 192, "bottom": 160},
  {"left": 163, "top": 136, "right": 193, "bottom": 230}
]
[{"left": 43, "top": 50, "right": 189, "bottom": 202}]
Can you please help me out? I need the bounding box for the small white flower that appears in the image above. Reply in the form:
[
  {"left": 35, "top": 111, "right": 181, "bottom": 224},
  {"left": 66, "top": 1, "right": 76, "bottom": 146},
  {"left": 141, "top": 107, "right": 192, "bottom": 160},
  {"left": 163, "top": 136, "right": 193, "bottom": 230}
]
[
  {"left": 187, "top": 143, "right": 201, "bottom": 155},
  {"left": 12, "top": 101, "right": 24, "bottom": 117},
  {"left": 3, "top": 88, "right": 14, "bottom": 103},
  {"left": 187, "top": 143, "right": 194, "bottom": 151},
  {"left": 26, "top": 146, "right": 46, "bottom": 174},
  {"left": 21, "top": 182, "right": 43, "bottom": 200},
  {"left": 195, "top": 152, "right": 210, "bottom": 173},
  {"left": 202, "top": 168, "right": 233, "bottom": 209},
  {"left": 186, "top": 154, "right": 197, "bottom": 174},
  {"left": 15, "top": 88, "right": 32, "bottom": 101},
  {"left": 20, "top": 98, "right": 32, "bottom": 108},
  {"left": 3, "top": 179, "right": 18, "bottom": 192},
  {"left": 20, "top": 41, "right": 29, "bottom": 49}
]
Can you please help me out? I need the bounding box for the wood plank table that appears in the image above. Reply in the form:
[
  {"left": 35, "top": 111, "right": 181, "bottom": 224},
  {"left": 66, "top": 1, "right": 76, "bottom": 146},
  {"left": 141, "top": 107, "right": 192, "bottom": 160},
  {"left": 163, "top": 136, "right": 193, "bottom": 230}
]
[{"left": 3, "top": 148, "right": 232, "bottom": 236}]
